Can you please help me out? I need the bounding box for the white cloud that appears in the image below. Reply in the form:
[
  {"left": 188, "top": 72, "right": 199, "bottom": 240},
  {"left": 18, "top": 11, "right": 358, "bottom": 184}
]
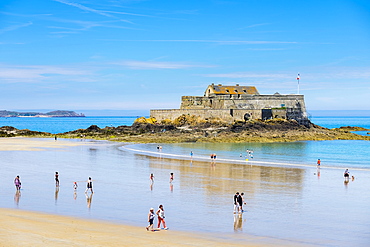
[
  {"left": 102, "top": 39, "right": 297, "bottom": 45},
  {"left": 0, "top": 64, "right": 92, "bottom": 83},
  {"left": 53, "top": 0, "right": 133, "bottom": 23},
  {"left": 114, "top": 60, "right": 214, "bottom": 69},
  {"left": 204, "top": 73, "right": 291, "bottom": 79},
  {"left": 0, "top": 22, "right": 33, "bottom": 34}
]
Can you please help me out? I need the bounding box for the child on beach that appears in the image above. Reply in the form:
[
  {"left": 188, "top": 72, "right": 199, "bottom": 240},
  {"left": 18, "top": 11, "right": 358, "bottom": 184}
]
[
  {"left": 14, "top": 176, "right": 21, "bottom": 191},
  {"left": 73, "top": 182, "right": 78, "bottom": 191},
  {"left": 169, "top": 173, "right": 174, "bottom": 183},
  {"left": 156, "top": 205, "right": 167, "bottom": 230},
  {"left": 55, "top": 172, "right": 59, "bottom": 187},
  {"left": 85, "top": 177, "right": 93, "bottom": 193},
  {"left": 146, "top": 208, "right": 155, "bottom": 231}
]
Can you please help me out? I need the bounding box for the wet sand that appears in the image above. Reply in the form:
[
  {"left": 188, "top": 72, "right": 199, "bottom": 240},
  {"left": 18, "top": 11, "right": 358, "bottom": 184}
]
[
  {"left": 1, "top": 138, "right": 369, "bottom": 246},
  {"left": 0, "top": 208, "right": 299, "bottom": 247}
]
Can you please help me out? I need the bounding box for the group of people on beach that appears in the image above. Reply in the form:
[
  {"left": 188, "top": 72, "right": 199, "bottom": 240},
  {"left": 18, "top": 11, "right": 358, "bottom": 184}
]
[
  {"left": 233, "top": 192, "right": 246, "bottom": 214},
  {"left": 146, "top": 205, "right": 168, "bottom": 231},
  {"left": 317, "top": 159, "right": 355, "bottom": 181},
  {"left": 14, "top": 173, "right": 94, "bottom": 194},
  {"left": 149, "top": 173, "right": 174, "bottom": 183},
  {"left": 210, "top": 153, "right": 217, "bottom": 160}
]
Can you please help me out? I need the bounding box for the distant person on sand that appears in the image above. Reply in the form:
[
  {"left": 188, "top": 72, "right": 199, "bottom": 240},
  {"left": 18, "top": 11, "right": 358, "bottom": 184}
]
[
  {"left": 150, "top": 173, "right": 154, "bottom": 183},
  {"left": 146, "top": 208, "right": 155, "bottom": 231},
  {"left": 55, "top": 172, "right": 59, "bottom": 187},
  {"left": 344, "top": 169, "right": 350, "bottom": 180},
  {"left": 73, "top": 182, "right": 78, "bottom": 191},
  {"left": 14, "top": 176, "right": 21, "bottom": 191},
  {"left": 156, "top": 205, "right": 167, "bottom": 229},
  {"left": 213, "top": 153, "right": 217, "bottom": 160},
  {"left": 169, "top": 173, "right": 174, "bottom": 183},
  {"left": 85, "top": 177, "right": 93, "bottom": 193},
  {"left": 317, "top": 159, "right": 321, "bottom": 167},
  {"left": 54, "top": 135, "right": 57, "bottom": 141},
  {"left": 190, "top": 151, "right": 193, "bottom": 158}
]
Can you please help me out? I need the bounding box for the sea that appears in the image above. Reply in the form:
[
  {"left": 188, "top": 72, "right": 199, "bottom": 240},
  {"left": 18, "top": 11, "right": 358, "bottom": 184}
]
[{"left": 0, "top": 115, "right": 369, "bottom": 246}]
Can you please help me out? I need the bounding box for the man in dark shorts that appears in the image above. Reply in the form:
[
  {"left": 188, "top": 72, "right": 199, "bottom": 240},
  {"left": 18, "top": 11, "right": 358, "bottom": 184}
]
[
  {"left": 233, "top": 192, "right": 240, "bottom": 213},
  {"left": 85, "top": 177, "right": 93, "bottom": 193}
]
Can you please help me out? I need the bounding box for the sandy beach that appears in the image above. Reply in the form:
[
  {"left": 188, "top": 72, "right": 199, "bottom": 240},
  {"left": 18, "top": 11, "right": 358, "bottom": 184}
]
[
  {"left": 0, "top": 208, "right": 299, "bottom": 247},
  {"left": 0, "top": 137, "right": 369, "bottom": 247},
  {"left": 0, "top": 137, "right": 89, "bottom": 151}
]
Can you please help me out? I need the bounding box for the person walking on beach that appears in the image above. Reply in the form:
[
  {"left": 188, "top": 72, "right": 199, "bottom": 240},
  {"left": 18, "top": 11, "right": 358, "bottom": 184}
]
[
  {"left": 146, "top": 208, "right": 156, "bottom": 231},
  {"left": 85, "top": 177, "right": 93, "bottom": 193},
  {"left": 150, "top": 173, "right": 154, "bottom": 183},
  {"left": 190, "top": 151, "right": 193, "bottom": 159},
  {"left": 169, "top": 173, "right": 174, "bottom": 183},
  {"left": 55, "top": 172, "right": 59, "bottom": 187},
  {"left": 14, "top": 176, "right": 21, "bottom": 191},
  {"left": 156, "top": 205, "right": 167, "bottom": 229},
  {"left": 317, "top": 159, "right": 321, "bottom": 168},
  {"left": 233, "top": 192, "right": 240, "bottom": 214}
]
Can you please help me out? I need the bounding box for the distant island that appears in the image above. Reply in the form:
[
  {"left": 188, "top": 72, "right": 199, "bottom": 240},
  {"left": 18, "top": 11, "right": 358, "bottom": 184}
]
[{"left": 0, "top": 110, "right": 85, "bottom": 118}]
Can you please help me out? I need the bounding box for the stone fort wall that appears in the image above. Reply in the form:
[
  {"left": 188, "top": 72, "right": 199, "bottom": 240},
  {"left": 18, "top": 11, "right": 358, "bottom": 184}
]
[{"left": 150, "top": 94, "right": 307, "bottom": 123}]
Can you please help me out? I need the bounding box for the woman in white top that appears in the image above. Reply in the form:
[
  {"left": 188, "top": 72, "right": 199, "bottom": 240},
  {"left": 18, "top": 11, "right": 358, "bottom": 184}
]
[{"left": 156, "top": 204, "right": 167, "bottom": 229}]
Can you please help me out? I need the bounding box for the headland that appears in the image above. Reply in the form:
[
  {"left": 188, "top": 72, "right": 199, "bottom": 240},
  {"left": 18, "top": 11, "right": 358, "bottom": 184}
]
[{"left": 0, "top": 110, "right": 85, "bottom": 118}]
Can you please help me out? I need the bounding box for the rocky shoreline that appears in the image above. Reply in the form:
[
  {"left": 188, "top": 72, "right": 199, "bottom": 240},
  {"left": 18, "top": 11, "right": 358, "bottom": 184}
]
[{"left": 1, "top": 115, "right": 369, "bottom": 143}]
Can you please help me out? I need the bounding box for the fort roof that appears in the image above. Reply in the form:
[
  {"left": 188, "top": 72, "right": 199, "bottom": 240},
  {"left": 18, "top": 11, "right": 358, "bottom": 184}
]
[{"left": 205, "top": 84, "right": 259, "bottom": 97}]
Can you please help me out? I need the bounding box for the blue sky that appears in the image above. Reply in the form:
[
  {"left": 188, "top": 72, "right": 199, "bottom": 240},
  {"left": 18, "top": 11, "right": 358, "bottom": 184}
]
[{"left": 1, "top": 0, "right": 369, "bottom": 114}]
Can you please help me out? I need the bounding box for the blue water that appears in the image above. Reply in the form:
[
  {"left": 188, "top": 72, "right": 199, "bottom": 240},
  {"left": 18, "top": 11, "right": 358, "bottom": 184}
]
[
  {"left": 311, "top": 116, "right": 370, "bottom": 129},
  {"left": 128, "top": 140, "right": 370, "bottom": 170},
  {"left": 0, "top": 115, "right": 368, "bottom": 134},
  {"left": 0, "top": 116, "right": 137, "bottom": 134}
]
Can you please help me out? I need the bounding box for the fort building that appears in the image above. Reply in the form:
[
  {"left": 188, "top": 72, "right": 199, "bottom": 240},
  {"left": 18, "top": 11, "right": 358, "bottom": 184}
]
[{"left": 150, "top": 84, "right": 309, "bottom": 125}]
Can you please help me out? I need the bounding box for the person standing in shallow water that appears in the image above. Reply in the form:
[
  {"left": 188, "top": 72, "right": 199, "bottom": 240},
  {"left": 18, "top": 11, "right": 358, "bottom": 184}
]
[
  {"left": 14, "top": 176, "right": 21, "bottom": 191},
  {"left": 317, "top": 159, "right": 321, "bottom": 168},
  {"left": 85, "top": 177, "right": 93, "bottom": 193},
  {"left": 55, "top": 172, "right": 59, "bottom": 187},
  {"left": 156, "top": 205, "right": 167, "bottom": 230},
  {"left": 169, "top": 173, "right": 174, "bottom": 183}
]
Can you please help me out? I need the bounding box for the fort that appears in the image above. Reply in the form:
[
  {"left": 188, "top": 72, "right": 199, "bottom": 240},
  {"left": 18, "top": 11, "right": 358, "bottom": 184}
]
[{"left": 150, "top": 84, "right": 309, "bottom": 125}]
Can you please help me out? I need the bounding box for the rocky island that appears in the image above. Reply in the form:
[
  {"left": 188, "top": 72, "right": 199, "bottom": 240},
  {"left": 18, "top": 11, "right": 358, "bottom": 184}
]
[
  {"left": 0, "top": 114, "right": 369, "bottom": 142},
  {"left": 0, "top": 110, "right": 85, "bottom": 117}
]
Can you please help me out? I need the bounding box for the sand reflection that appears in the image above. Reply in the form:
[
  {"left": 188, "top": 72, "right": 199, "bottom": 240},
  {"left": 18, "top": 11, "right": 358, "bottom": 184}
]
[
  {"left": 14, "top": 191, "right": 21, "bottom": 206},
  {"left": 144, "top": 155, "right": 305, "bottom": 197}
]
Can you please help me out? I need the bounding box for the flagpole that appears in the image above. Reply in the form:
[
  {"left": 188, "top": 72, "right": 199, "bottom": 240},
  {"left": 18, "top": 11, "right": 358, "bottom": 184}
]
[{"left": 296, "top": 73, "right": 300, "bottom": 95}]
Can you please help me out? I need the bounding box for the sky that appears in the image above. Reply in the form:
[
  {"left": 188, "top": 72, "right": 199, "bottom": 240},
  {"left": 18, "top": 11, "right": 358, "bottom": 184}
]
[{"left": 1, "top": 0, "right": 370, "bottom": 115}]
